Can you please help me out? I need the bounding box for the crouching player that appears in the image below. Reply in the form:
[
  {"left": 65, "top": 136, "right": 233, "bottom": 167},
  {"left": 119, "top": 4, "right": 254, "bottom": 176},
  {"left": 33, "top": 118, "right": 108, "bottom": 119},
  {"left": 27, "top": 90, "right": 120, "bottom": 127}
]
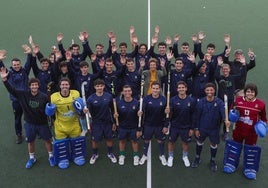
[
  {"left": 223, "top": 83, "right": 267, "bottom": 179},
  {"left": 49, "top": 78, "right": 86, "bottom": 169},
  {"left": 114, "top": 85, "right": 141, "bottom": 166},
  {"left": 1, "top": 68, "right": 55, "bottom": 168}
]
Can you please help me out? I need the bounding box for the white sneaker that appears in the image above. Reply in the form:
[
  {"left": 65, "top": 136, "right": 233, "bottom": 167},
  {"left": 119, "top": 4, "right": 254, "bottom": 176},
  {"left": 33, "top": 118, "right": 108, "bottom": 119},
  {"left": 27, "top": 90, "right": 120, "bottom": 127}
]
[
  {"left": 182, "top": 156, "right": 190, "bottom": 167},
  {"left": 167, "top": 156, "right": 173, "bottom": 167},
  {"left": 159, "top": 155, "right": 167, "bottom": 166},
  {"left": 133, "top": 156, "right": 140, "bottom": 166},
  {"left": 139, "top": 155, "right": 147, "bottom": 165},
  {"left": 118, "top": 155, "right": 125, "bottom": 165},
  {"left": 108, "top": 153, "right": 117, "bottom": 163},
  {"left": 89, "top": 154, "right": 99, "bottom": 164}
]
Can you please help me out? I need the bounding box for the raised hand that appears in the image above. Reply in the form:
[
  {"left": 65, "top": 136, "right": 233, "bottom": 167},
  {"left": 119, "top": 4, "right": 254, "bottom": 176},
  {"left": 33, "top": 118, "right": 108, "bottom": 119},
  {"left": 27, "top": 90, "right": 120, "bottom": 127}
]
[
  {"left": 217, "top": 56, "right": 223, "bottom": 66},
  {"left": 160, "top": 58, "right": 166, "bottom": 68},
  {"left": 28, "top": 35, "right": 35, "bottom": 48},
  {"left": 191, "top": 34, "right": 198, "bottom": 43},
  {"left": 78, "top": 32, "right": 85, "bottom": 42},
  {"left": 110, "top": 35, "right": 116, "bottom": 44},
  {"left": 173, "top": 34, "right": 180, "bottom": 43},
  {"left": 187, "top": 52, "right": 195, "bottom": 63},
  {"left": 248, "top": 48, "right": 255, "bottom": 59},
  {"left": 224, "top": 34, "right": 231, "bottom": 45},
  {"left": 57, "top": 33, "right": 64, "bottom": 43},
  {"left": 0, "top": 67, "right": 8, "bottom": 80},
  {"left": 0, "top": 49, "right": 7, "bottom": 60},
  {"left": 198, "top": 31, "right": 206, "bottom": 41},
  {"left": 240, "top": 54, "right": 246, "bottom": 65},
  {"left": 22, "top": 44, "right": 31, "bottom": 54},
  {"left": 167, "top": 51, "right": 174, "bottom": 61},
  {"left": 129, "top": 26, "right": 135, "bottom": 35},
  {"left": 90, "top": 53, "right": 97, "bottom": 62},
  {"left": 131, "top": 35, "right": 138, "bottom": 45},
  {"left": 32, "top": 45, "right": 40, "bottom": 54},
  {"left": 151, "top": 35, "right": 158, "bottom": 46},
  {"left": 165, "top": 36, "right": 172, "bottom": 46},
  {"left": 107, "top": 31, "right": 115, "bottom": 39},
  {"left": 154, "top": 25, "right": 160, "bottom": 35}
]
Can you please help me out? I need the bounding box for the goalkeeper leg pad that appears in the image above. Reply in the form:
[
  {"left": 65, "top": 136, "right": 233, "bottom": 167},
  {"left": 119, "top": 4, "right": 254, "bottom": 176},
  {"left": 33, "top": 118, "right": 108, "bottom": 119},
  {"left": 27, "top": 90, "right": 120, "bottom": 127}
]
[
  {"left": 70, "top": 136, "right": 86, "bottom": 166},
  {"left": 223, "top": 140, "right": 242, "bottom": 174}
]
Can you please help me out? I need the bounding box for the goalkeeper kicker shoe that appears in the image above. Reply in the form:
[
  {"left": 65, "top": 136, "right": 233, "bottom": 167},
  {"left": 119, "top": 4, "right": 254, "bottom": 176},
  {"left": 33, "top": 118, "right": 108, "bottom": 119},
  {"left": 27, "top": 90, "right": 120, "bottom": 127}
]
[{"left": 25, "top": 158, "right": 36, "bottom": 169}]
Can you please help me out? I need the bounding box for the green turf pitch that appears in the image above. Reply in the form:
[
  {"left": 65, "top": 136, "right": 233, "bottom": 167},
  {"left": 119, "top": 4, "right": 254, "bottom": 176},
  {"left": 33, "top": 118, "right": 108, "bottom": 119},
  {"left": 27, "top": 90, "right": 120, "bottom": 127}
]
[{"left": 0, "top": 0, "right": 268, "bottom": 188}]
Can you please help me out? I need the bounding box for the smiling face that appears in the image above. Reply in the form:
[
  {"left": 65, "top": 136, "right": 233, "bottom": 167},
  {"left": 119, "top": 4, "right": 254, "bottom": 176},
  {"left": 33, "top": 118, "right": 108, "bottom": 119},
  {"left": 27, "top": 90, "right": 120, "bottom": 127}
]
[
  {"left": 12, "top": 60, "right": 22, "bottom": 72},
  {"left": 59, "top": 80, "right": 70, "bottom": 96},
  {"left": 245, "top": 89, "right": 256, "bottom": 101},
  {"left": 205, "top": 86, "right": 215, "bottom": 101},
  {"left": 29, "top": 82, "right": 39, "bottom": 95}
]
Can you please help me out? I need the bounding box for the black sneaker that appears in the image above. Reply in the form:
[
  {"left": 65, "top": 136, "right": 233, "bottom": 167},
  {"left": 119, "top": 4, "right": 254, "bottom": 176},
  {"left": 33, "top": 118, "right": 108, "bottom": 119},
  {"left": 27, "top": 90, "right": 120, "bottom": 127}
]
[
  {"left": 191, "top": 158, "right": 201, "bottom": 168},
  {"left": 210, "top": 161, "right": 217, "bottom": 172},
  {"left": 16, "top": 135, "right": 23, "bottom": 144}
]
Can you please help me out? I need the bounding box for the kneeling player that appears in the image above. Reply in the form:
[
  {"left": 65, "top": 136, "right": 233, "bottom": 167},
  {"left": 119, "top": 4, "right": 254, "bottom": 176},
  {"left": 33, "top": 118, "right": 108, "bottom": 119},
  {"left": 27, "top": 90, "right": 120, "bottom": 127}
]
[{"left": 223, "top": 83, "right": 267, "bottom": 179}]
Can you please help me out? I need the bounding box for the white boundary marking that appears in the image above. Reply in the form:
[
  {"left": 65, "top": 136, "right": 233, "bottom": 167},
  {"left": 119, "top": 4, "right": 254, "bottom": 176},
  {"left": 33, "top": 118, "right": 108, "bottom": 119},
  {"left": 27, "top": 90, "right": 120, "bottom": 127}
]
[{"left": 147, "top": 1, "right": 152, "bottom": 188}]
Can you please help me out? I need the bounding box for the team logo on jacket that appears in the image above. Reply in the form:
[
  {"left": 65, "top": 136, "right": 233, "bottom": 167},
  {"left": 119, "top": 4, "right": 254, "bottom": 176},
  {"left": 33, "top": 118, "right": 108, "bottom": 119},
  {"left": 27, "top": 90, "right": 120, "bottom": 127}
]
[
  {"left": 214, "top": 103, "right": 217, "bottom": 107},
  {"left": 132, "top": 106, "right": 136, "bottom": 110},
  {"left": 160, "top": 102, "right": 163, "bottom": 106},
  {"left": 255, "top": 104, "right": 258, "bottom": 108},
  {"left": 188, "top": 102, "right": 190, "bottom": 107}
]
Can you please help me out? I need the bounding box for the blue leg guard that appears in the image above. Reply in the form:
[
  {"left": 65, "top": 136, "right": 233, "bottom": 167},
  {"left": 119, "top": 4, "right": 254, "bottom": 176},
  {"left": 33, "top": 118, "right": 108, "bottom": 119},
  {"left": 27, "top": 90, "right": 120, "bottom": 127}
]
[
  {"left": 53, "top": 139, "right": 70, "bottom": 169},
  {"left": 70, "top": 136, "right": 86, "bottom": 166},
  {"left": 243, "top": 144, "right": 261, "bottom": 180},
  {"left": 223, "top": 140, "right": 242, "bottom": 174}
]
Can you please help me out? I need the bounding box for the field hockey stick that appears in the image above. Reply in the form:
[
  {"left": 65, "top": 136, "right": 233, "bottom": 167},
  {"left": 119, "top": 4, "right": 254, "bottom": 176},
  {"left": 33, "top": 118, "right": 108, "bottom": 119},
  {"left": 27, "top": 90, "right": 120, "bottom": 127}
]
[
  {"left": 81, "top": 81, "right": 91, "bottom": 131},
  {"left": 111, "top": 78, "right": 119, "bottom": 126},
  {"left": 166, "top": 64, "right": 174, "bottom": 119},
  {"left": 47, "top": 81, "right": 55, "bottom": 141},
  {"left": 138, "top": 74, "right": 145, "bottom": 128},
  {"left": 224, "top": 94, "right": 230, "bottom": 132}
]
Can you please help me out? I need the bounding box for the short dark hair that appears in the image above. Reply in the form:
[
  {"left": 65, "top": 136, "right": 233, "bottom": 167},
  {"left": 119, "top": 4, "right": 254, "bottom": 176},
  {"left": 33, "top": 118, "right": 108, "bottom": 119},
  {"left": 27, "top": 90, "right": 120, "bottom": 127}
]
[
  {"left": 59, "top": 77, "right": 71, "bottom": 85},
  {"left": 94, "top": 79, "right": 105, "bottom": 86},
  {"left": 139, "top": 43, "right": 148, "bottom": 50},
  {"left": 181, "top": 42, "right": 189, "bottom": 46},
  {"left": 59, "top": 61, "right": 68, "bottom": 68},
  {"left": 28, "top": 77, "right": 40, "bottom": 86},
  {"left": 123, "top": 84, "right": 132, "bottom": 90},
  {"left": 205, "top": 82, "right": 216, "bottom": 90},
  {"left": 119, "top": 42, "right": 127, "bottom": 48},
  {"left": 177, "top": 81, "right": 187, "bottom": 87},
  {"left": 79, "top": 61, "right": 89, "bottom": 67},
  {"left": 151, "top": 81, "right": 161, "bottom": 88},
  {"left": 244, "top": 83, "right": 258, "bottom": 96},
  {"left": 11, "top": 58, "right": 21, "bottom": 62},
  {"left": 40, "top": 58, "right": 49, "bottom": 63},
  {"left": 71, "top": 44, "right": 80, "bottom": 49},
  {"left": 95, "top": 44, "right": 104, "bottom": 48},
  {"left": 158, "top": 42, "right": 166, "bottom": 47},
  {"left": 207, "top": 43, "right": 216, "bottom": 49}
]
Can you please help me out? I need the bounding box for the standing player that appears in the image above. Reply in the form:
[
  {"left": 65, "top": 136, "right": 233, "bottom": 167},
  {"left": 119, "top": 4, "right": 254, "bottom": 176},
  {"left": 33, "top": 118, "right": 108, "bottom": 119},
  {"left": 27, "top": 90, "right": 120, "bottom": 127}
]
[
  {"left": 139, "top": 82, "right": 168, "bottom": 166},
  {"left": 0, "top": 46, "right": 32, "bottom": 144},
  {"left": 1, "top": 69, "right": 55, "bottom": 169},
  {"left": 166, "top": 81, "right": 196, "bottom": 167},
  {"left": 50, "top": 78, "right": 86, "bottom": 169},
  {"left": 191, "top": 83, "right": 229, "bottom": 172},
  {"left": 114, "top": 85, "right": 141, "bottom": 166},
  {"left": 86, "top": 79, "right": 117, "bottom": 164},
  {"left": 223, "top": 83, "right": 267, "bottom": 180}
]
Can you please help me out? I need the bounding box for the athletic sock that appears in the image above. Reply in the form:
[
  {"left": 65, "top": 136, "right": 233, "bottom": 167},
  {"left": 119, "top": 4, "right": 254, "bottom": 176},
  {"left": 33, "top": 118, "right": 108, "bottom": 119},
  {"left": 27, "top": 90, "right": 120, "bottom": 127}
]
[
  {"left": 210, "top": 145, "right": 218, "bottom": 162},
  {"left": 29, "top": 152, "right": 35, "bottom": 159},
  {"left": 182, "top": 151, "right": 188, "bottom": 158},
  {"left": 158, "top": 142, "right": 165, "bottom": 156},
  {"left": 92, "top": 148, "right": 98, "bottom": 155},
  {"left": 168, "top": 151, "right": 174, "bottom": 158},
  {"left": 107, "top": 146, "right": 113, "bottom": 154},
  {"left": 133, "top": 151, "right": 139, "bottom": 157},
  {"left": 143, "top": 142, "right": 149, "bottom": 156},
  {"left": 119, "top": 150, "right": 126, "bottom": 156},
  {"left": 48, "top": 151, "right": 53, "bottom": 158},
  {"left": 196, "top": 143, "right": 203, "bottom": 158}
]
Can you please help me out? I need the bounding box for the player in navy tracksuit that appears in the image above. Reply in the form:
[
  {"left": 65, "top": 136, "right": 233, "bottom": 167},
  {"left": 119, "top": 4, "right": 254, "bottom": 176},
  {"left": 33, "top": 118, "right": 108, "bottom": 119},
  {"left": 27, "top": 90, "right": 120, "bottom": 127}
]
[
  {"left": 116, "top": 58, "right": 141, "bottom": 99},
  {"left": 191, "top": 83, "right": 230, "bottom": 172},
  {"left": 166, "top": 81, "right": 196, "bottom": 167},
  {"left": 134, "top": 43, "right": 151, "bottom": 71},
  {"left": 214, "top": 58, "right": 246, "bottom": 140},
  {"left": 3, "top": 50, "right": 32, "bottom": 144},
  {"left": 114, "top": 85, "right": 141, "bottom": 166},
  {"left": 31, "top": 57, "right": 53, "bottom": 94},
  {"left": 74, "top": 61, "right": 104, "bottom": 99},
  {"left": 139, "top": 82, "right": 168, "bottom": 166},
  {"left": 57, "top": 32, "right": 90, "bottom": 72},
  {"left": 170, "top": 57, "right": 195, "bottom": 98},
  {"left": 86, "top": 79, "right": 117, "bottom": 164}
]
